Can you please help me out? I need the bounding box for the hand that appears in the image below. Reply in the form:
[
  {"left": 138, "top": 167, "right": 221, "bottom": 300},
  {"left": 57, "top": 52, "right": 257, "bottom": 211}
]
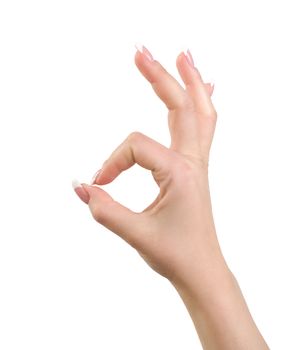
[
  {"left": 74, "top": 45, "right": 224, "bottom": 286},
  {"left": 73, "top": 46, "right": 270, "bottom": 350}
]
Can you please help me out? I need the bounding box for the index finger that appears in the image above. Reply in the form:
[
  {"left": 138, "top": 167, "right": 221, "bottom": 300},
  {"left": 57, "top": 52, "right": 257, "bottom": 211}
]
[
  {"left": 93, "top": 131, "right": 174, "bottom": 186},
  {"left": 134, "top": 44, "right": 189, "bottom": 111}
]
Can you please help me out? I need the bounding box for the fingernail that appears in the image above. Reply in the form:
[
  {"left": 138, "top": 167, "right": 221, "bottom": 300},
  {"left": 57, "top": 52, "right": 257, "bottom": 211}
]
[
  {"left": 135, "top": 43, "right": 154, "bottom": 62},
  {"left": 72, "top": 179, "right": 90, "bottom": 204},
  {"left": 90, "top": 169, "right": 101, "bottom": 185},
  {"left": 208, "top": 81, "right": 215, "bottom": 89},
  {"left": 183, "top": 48, "right": 195, "bottom": 68}
]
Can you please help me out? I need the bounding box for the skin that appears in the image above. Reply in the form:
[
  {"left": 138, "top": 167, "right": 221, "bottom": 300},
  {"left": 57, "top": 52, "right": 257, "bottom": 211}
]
[{"left": 73, "top": 47, "right": 270, "bottom": 349}]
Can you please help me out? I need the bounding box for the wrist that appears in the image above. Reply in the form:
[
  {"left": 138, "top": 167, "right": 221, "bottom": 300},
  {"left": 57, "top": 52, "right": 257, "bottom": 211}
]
[
  {"left": 170, "top": 252, "right": 233, "bottom": 303},
  {"left": 168, "top": 233, "right": 231, "bottom": 296},
  {"left": 169, "top": 256, "right": 270, "bottom": 350}
]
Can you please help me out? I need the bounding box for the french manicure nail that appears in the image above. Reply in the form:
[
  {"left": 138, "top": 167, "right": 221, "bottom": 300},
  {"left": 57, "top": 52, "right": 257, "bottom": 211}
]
[
  {"left": 183, "top": 48, "right": 195, "bottom": 68},
  {"left": 207, "top": 81, "right": 215, "bottom": 90},
  {"left": 72, "top": 179, "right": 90, "bottom": 204},
  {"left": 135, "top": 42, "right": 154, "bottom": 62},
  {"left": 90, "top": 169, "right": 101, "bottom": 185}
]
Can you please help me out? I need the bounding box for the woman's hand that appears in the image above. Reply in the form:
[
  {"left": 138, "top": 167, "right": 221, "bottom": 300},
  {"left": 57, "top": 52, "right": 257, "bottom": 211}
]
[
  {"left": 74, "top": 45, "right": 223, "bottom": 286},
  {"left": 73, "top": 45, "right": 270, "bottom": 349}
]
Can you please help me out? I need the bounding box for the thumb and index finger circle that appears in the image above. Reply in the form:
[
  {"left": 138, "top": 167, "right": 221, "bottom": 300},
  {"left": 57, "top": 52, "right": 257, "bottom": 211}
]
[{"left": 83, "top": 131, "right": 174, "bottom": 248}]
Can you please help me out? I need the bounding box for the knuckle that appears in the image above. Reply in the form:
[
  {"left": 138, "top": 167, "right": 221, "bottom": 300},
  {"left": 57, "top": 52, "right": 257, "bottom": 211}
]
[
  {"left": 168, "top": 95, "right": 194, "bottom": 112},
  {"left": 90, "top": 201, "right": 113, "bottom": 226},
  {"left": 206, "top": 108, "right": 218, "bottom": 120},
  {"left": 90, "top": 205, "right": 101, "bottom": 223},
  {"left": 170, "top": 153, "right": 209, "bottom": 190},
  {"left": 127, "top": 131, "right": 144, "bottom": 143},
  {"left": 179, "top": 96, "right": 194, "bottom": 111},
  {"left": 89, "top": 201, "right": 103, "bottom": 223},
  {"left": 171, "top": 157, "right": 196, "bottom": 183}
]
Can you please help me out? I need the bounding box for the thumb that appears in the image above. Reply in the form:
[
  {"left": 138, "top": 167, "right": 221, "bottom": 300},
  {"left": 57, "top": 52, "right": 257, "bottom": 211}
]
[{"left": 81, "top": 183, "right": 146, "bottom": 249}]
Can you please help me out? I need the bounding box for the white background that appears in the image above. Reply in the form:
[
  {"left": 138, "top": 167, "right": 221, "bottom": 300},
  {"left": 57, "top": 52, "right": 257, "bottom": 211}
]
[{"left": 0, "top": 0, "right": 304, "bottom": 349}]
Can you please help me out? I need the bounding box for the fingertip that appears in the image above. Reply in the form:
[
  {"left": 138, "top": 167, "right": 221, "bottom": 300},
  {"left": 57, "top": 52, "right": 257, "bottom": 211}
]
[
  {"left": 134, "top": 43, "right": 155, "bottom": 73},
  {"left": 177, "top": 50, "right": 185, "bottom": 61},
  {"left": 205, "top": 82, "right": 215, "bottom": 96},
  {"left": 134, "top": 46, "right": 142, "bottom": 64},
  {"left": 134, "top": 48, "right": 156, "bottom": 84},
  {"left": 72, "top": 179, "right": 90, "bottom": 204},
  {"left": 176, "top": 53, "right": 200, "bottom": 87},
  {"left": 210, "top": 82, "right": 215, "bottom": 95},
  {"left": 176, "top": 50, "right": 188, "bottom": 71}
]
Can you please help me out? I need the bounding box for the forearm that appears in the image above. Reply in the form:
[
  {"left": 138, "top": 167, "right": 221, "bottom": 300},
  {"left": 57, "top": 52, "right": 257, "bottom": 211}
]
[{"left": 170, "top": 249, "right": 269, "bottom": 350}]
